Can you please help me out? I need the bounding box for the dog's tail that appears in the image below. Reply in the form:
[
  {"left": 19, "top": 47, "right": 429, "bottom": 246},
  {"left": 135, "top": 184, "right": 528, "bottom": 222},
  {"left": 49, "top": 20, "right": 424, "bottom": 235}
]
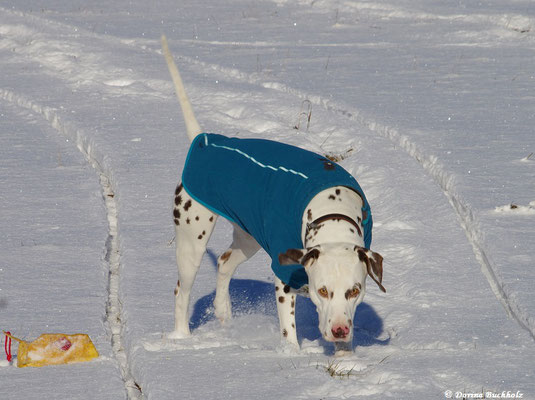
[{"left": 161, "top": 34, "right": 202, "bottom": 143}]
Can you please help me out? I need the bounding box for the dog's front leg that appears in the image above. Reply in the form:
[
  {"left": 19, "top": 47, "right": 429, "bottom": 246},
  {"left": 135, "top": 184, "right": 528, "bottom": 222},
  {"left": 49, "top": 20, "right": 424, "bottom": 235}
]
[{"left": 274, "top": 277, "right": 298, "bottom": 348}]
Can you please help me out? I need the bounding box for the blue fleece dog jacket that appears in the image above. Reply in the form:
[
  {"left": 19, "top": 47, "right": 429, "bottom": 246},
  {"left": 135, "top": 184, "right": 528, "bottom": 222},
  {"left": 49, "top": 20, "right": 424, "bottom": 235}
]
[{"left": 182, "top": 133, "right": 372, "bottom": 289}]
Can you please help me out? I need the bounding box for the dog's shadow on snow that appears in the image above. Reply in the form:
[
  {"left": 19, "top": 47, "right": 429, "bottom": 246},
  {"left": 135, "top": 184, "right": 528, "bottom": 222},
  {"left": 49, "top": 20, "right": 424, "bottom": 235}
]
[
  {"left": 190, "top": 251, "right": 388, "bottom": 351},
  {"left": 190, "top": 278, "right": 277, "bottom": 331}
]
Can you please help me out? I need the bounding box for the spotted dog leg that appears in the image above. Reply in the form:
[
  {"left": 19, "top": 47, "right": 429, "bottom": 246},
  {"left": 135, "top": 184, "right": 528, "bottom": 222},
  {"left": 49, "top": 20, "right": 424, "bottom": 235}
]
[
  {"left": 275, "top": 277, "right": 298, "bottom": 347},
  {"left": 170, "top": 183, "right": 217, "bottom": 339},
  {"left": 214, "top": 223, "right": 261, "bottom": 323}
]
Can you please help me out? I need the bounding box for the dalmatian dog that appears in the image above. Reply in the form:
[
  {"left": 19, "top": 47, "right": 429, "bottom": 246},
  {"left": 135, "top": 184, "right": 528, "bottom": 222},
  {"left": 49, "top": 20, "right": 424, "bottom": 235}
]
[{"left": 162, "top": 36, "right": 385, "bottom": 354}]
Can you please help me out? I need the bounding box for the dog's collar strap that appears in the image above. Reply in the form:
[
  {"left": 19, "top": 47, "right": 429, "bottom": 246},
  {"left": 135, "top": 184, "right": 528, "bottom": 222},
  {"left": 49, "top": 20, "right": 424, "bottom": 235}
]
[{"left": 307, "top": 213, "right": 361, "bottom": 234}]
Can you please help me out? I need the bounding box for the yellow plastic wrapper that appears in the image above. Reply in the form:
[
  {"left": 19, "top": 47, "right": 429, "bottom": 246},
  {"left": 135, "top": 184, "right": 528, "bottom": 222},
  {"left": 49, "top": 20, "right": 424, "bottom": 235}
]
[{"left": 4, "top": 332, "right": 99, "bottom": 368}]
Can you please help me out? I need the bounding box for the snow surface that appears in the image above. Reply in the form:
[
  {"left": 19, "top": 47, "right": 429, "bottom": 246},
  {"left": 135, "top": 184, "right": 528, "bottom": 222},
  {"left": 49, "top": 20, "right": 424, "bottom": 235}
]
[{"left": 1, "top": 0, "right": 534, "bottom": 399}]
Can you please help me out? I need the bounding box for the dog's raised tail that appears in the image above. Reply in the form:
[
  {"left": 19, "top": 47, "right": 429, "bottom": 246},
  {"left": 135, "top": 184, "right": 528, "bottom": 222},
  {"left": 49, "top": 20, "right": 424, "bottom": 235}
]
[{"left": 161, "top": 34, "right": 202, "bottom": 142}]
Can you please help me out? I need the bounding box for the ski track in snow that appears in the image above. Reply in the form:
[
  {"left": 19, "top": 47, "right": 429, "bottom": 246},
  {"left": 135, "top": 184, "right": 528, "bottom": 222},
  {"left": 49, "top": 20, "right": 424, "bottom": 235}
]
[{"left": 0, "top": 88, "right": 143, "bottom": 399}]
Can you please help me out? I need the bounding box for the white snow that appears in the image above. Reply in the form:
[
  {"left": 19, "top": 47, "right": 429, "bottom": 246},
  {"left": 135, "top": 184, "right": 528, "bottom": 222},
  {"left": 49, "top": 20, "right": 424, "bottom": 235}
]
[{"left": 1, "top": 0, "right": 534, "bottom": 399}]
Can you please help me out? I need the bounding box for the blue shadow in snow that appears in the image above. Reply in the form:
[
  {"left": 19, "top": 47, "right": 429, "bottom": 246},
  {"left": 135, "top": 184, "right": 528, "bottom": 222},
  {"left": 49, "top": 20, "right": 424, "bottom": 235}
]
[
  {"left": 190, "top": 283, "right": 388, "bottom": 353},
  {"left": 190, "top": 249, "right": 388, "bottom": 351},
  {"left": 189, "top": 249, "right": 278, "bottom": 331},
  {"left": 189, "top": 278, "right": 276, "bottom": 331}
]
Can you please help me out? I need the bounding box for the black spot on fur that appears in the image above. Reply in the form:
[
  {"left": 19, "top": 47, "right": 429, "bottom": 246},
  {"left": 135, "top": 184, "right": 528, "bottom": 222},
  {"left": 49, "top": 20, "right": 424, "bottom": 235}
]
[
  {"left": 173, "top": 209, "right": 181, "bottom": 219},
  {"left": 283, "top": 285, "right": 291, "bottom": 294},
  {"left": 278, "top": 296, "right": 285, "bottom": 303},
  {"left": 335, "top": 189, "right": 341, "bottom": 195},
  {"left": 209, "top": 216, "right": 214, "bottom": 222},
  {"left": 184, "top": 200, "right": 192, "bottom": 211},
  {"left": 282, "top": 329, "right": 288, "bottom": 337},
  {"left": 195, "top": 216, "right": 199, "bottom": 221},
  {"left": 307, "top": 209, "right": 313, "bottom": 221},
  {"left": 328, "top": 194, "right": 336, "bottom": 200},
  {"left": 175, "top": 195, "right": 182, "bottom": 206},
  {"left": 175, "top": 184, "right": 183, "bottom": 196},
  {"left": 186, "top": 218, "right": 190, "bottom": 224},
  {"left": 174, "top": 218, "right": 179, "bottom": 226}
]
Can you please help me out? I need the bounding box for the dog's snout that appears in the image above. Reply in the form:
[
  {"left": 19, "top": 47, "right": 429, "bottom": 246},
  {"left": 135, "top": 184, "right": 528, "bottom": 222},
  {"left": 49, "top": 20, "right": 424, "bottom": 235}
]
[{"left": 331, "top": 325, "right": 350, "bottom": 339}]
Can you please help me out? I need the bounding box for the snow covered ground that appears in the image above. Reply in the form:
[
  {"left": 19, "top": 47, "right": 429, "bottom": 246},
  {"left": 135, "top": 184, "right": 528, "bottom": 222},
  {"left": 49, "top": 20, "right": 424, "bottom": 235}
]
[{"left": 1, "top": 0, "right": 534, "bottom": 399}]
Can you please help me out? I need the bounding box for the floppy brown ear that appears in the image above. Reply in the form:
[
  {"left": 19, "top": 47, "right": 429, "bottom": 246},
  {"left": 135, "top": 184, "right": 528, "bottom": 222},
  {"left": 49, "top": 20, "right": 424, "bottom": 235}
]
[
  {"left": 278, "top": 247, "right": 320, "bottom": 267},
  {"left": 278, "top": 249, "right": 305, "bottom": 265},
  {"left": 356, "top": 247, "right": 386, "bottom": 293}
]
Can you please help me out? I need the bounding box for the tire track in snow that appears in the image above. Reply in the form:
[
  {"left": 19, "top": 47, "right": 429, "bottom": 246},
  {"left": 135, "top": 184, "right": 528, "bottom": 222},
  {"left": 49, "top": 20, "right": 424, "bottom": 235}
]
[
  {"left": 0, "top": 88, "right": 143, "bottom": 399},
  {"left": 2, "top": 1, "right": 532, "bottom": 339}
]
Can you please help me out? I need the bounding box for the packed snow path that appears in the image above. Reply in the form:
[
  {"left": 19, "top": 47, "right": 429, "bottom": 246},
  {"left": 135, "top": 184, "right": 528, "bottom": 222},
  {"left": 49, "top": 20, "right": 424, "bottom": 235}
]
[{"left": 1, "top": 1, "right": 534, "bottom": 399}]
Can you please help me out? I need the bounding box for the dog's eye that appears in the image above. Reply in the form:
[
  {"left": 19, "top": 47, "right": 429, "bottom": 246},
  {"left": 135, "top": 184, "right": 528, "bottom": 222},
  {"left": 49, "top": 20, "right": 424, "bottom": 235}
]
[
  {"left": 345, "top": 286, "right": 360, "bottom": 299},
  {"left": 317, "top": 286, "right": 329, "bottom": 298}
]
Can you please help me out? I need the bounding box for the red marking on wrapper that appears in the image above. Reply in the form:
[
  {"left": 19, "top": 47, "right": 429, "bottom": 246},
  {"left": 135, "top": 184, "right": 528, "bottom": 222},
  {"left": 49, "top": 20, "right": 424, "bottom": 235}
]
[
  {"left": 4, "top": 331, "right": 12, "bottom": 362},
  {"left": 55, "top": 337, "right": 72, "bottom": 352}
]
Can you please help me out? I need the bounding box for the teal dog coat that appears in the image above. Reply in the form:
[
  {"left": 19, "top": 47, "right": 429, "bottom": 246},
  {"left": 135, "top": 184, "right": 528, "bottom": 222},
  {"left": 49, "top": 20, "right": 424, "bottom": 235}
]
[{"left": 182, "top": 133, "right": 372, "bottom": 289}]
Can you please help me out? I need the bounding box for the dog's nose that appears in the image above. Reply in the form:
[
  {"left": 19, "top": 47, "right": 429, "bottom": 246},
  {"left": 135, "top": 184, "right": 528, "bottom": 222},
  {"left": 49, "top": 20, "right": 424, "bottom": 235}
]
[{"left": 331, "top": 325, "right": 350, "bottom": 339}]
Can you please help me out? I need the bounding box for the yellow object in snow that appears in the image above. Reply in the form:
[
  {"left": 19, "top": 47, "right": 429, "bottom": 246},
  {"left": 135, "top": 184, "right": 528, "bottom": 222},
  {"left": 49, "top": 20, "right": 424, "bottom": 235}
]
[{"left": 4, "top": 332, "right": 99, "bottom": 368}]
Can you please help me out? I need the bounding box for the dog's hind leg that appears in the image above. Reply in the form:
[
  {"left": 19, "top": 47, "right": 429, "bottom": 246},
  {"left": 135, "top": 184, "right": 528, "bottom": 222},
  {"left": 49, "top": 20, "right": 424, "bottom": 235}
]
[
  {"left": 214, "top": 223, "right": 261, "bottom": 323},
  {"left": 170, "top": 184, "right": 217, "bottom": 338}
]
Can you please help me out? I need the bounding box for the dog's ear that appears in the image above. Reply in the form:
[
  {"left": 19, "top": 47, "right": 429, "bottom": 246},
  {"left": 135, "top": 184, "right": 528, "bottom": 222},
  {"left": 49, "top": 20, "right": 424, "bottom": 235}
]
[
  {"left": 355, "top": 247, "right": 386, "bottom": 293},
  {"left": 278, "top": 247, "right": 320, "bottom": 267}
]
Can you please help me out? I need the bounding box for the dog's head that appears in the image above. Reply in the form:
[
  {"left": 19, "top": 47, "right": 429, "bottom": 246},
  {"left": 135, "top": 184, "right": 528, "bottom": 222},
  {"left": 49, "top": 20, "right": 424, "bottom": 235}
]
[{"left": 279, "top": 244, "right": 385, "bottom": 343}]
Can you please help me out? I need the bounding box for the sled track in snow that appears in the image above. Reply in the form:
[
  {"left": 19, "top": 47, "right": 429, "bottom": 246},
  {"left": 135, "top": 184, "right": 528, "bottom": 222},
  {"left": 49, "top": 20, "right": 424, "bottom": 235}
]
[{"left": 0, "top": 88, "right": 143, "bottom": 399}]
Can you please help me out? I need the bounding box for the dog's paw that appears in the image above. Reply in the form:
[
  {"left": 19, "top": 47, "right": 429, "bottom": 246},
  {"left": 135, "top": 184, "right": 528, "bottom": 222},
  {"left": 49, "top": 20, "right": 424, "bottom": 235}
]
[
  {"left": 214, "top": 298, "right": 232, "bottom": 324},
  {"left": 166, "top": 330, "right": 191, "bottom": 340}
]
